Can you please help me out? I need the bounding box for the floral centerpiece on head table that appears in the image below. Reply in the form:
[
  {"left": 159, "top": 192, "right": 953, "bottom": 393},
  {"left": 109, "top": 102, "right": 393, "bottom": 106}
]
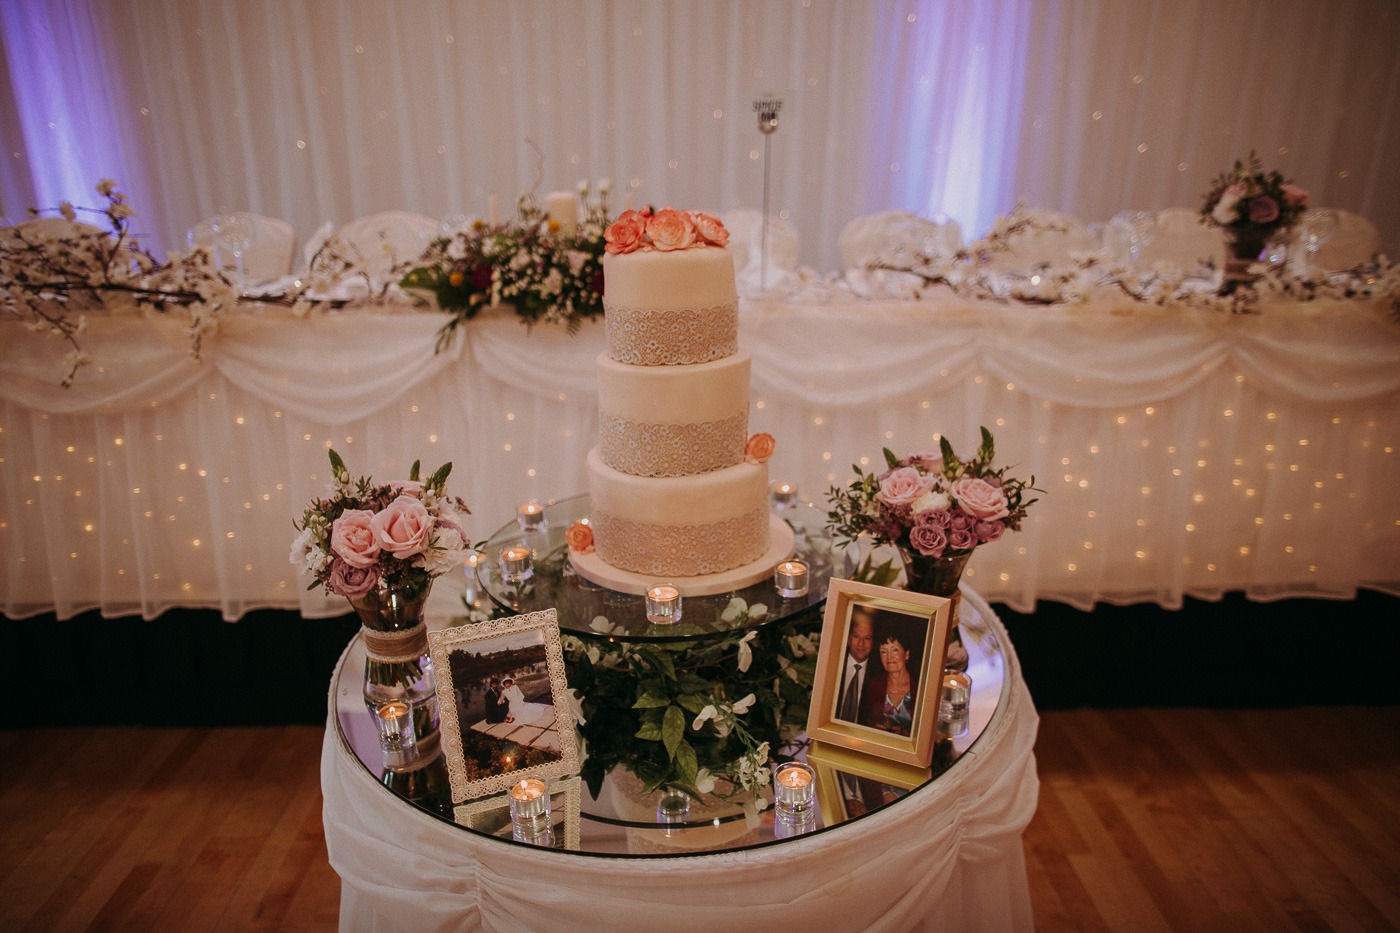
[
  {"left": 1201, "top": 152, "right": 1310, "bottom": 272},
  {"left": 826, "top": 427, "right": 1038, "bottom": 597},
  {"left": 400, "top": 181, "right": 613, "bottom": 349}
]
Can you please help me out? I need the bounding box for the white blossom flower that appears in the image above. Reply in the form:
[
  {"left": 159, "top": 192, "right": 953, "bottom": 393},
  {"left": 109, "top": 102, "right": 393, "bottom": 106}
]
[
  {"left": 719, "top": 597, "right": 747, "bottom": 623},
  {"left": 730, "top": 692, "right": 756, "bottom": 714},
  {"left": 693, "top": 768, "right": 716, "bottom": 794},
  {"left": 566, "top": 688, "right": 588, "bottom": 726},
  {"left": 96, "top": 178, "right": 117, "bottom": 196},
  {"left": 692, "top": 705, "right": 718, "bottom": 730},
  {"left": 589, "top": 615, "right": 613, "bottom": 633},
  {"left": 736, "top": 631, "right": 758, "bottom": 672},
  {"left": 58, "top": 201, "right": 75, "bottom": 222}
]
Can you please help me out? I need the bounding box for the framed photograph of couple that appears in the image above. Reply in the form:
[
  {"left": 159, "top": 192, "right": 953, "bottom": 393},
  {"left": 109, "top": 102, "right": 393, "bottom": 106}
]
[
  {"left": 428, "top": 608, "right": 579, "bottom": 802},
  {"left": 805, "top": 578, "right": 952, "bottom": 768}
]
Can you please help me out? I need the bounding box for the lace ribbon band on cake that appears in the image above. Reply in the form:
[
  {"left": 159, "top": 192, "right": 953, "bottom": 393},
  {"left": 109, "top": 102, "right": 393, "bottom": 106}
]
[
  {"left": 599, "top": 410, "right": 747, "bottom": 477},
  {"left": 603, "top": 300, "right": 739, "bottom": 365},
  {"left": 590, "top": 506, "right": 769, "bottom": 576},
  {"left": 361, "top": 622, "right": 431, "bottom": 663}
]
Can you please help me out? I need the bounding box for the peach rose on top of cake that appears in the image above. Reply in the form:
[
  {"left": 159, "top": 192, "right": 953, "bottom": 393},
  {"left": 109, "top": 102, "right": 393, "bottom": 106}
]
[{"left": 603, "top": 207, "right": 731, "bottom": 254}]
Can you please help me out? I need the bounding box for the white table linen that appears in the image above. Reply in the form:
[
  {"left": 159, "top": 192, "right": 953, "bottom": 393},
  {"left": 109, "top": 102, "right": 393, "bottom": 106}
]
[
  {"left": 320, "top": 590, "right": 1040, "bottom": 933},
  {"left": 3, "top": 291, "right": 1397, "bottom": 621}
]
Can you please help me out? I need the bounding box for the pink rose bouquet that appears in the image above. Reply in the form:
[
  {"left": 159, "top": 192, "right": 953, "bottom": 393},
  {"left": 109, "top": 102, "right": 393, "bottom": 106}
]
[
  {"left": 827, "top": 427, "right": 1038, "bottom": 561},
  {"left": 291, "top": 449, "right": 472, "bottom": 600}
]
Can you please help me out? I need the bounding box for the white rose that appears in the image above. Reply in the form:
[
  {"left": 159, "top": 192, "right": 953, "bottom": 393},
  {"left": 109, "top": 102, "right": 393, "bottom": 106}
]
[{"left": 910, "top": 489, "right": 950, "bottom": 516}]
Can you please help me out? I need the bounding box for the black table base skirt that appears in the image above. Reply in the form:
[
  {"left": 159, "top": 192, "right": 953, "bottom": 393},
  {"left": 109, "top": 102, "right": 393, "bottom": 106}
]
[{"left": 4, "top": 591, "right": 1397, "bottom": 726}]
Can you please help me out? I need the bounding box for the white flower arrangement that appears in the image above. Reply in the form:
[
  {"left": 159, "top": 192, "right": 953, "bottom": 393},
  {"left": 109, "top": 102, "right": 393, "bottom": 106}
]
[{"left": 2, "top": 180, "right": 239, "bottom": 386}]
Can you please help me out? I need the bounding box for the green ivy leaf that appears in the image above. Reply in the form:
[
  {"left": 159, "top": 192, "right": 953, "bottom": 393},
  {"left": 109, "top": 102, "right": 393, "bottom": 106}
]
[
  {"left": 632, "top": 690, "right": 671, "bottom": 709},
  {"left": 883, "top": 447, "right": 900, "bottom": 469},
  {"left": 635, "top": 721, "right": 663, "bottom": 742},
  {"left": 661, "top": 705, "right": 685, "bottom": 758},
  {"left": 673, "top": 742, "right": 699, "bottom": 786},
  {"left": 637, "top": 647, "right": 676, "bottom": 680},
  {"left": 675, "top": 693, "right": 709, "bottom": 714}
]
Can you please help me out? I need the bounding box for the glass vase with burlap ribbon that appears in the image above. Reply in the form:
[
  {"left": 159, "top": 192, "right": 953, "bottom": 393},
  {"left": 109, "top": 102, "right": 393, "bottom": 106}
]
[
  {"left": 349, "top": 577, "right": 440, "bottom": 755},
  {"left": 896, "top": 545, "right": 973, "bottom": 672}
]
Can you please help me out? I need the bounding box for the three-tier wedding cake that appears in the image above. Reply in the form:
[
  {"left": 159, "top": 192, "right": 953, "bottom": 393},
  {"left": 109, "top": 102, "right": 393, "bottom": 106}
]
[{"left": 568, "top": 208, "right": 793, "bottom": 595}]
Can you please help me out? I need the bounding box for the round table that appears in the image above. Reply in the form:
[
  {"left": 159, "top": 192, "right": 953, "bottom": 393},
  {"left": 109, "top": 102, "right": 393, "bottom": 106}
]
[{"left": 321, "top": 504, "right": 1040, "bottom": 930}]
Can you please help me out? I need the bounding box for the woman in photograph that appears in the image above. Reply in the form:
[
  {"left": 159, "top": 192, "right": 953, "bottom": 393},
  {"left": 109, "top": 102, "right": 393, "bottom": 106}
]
[
  {"left": 500, "top": 675, "right": 553, "bottom": 726},
  {"left": 859, "top": 622, "right": 921, "bottom": 736}
]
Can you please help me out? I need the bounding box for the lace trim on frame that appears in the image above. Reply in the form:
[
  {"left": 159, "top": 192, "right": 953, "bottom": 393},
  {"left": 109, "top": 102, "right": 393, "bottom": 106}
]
[
  {"left": 591, "top": 505, "right": 769, "bottom": 576},
  {"left": 599, "top": 410, "right": 747, "bottom": 477},
  {"left": 604, "top": 299, "right": 739, "bottom": 365},
  {"left": 362, "top": 622, "right": 429, "bottom": 663}
]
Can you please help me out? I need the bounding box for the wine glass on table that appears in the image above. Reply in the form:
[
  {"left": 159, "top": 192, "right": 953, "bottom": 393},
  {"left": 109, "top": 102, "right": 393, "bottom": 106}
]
[
  {"left": 1125, "top": 211, "right": 1158, "bottom": 268},
  {"left": 211, "top": 213, "right": 254, "bottom": 294},
  {"left": 1295, "top": 209, "right": 1338, "bottom": 279}
]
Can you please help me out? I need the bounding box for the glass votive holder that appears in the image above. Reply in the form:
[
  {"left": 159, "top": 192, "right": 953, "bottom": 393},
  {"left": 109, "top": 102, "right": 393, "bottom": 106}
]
[
  {"left": 938, "top": 669, "right": 972, "bottom": 738},
  {"left": 645, "top": 585, "right": 682, "bottom": 625},
  {"left": 499, "top": 545, "right": 533, "bottom": 583},
  {"left": 517, "top": 500, "right": 547, "bottom": 533},
  {"left": 770, "top": 481, "right": 798, "bottom": 508},
  {"left": 512, "top": 823, "right": 555, "bottom": 846},
  {"left": 773, "top": 806, "right": 817, "bottom": 838},
  {"left": 656, "top": 789, "right": 691, "bottom": 835},
  {"left": 772, "top": 761, "right": 816, "bottom": 816},
  {"left": 507, "top": 777, "right": 551, "bottom": 833},
  {"left": 374, "top": 699, "right": 416, "bottom": 753},
  {"left": 773, "top": 560, "right": 809, "bottom": 599}
]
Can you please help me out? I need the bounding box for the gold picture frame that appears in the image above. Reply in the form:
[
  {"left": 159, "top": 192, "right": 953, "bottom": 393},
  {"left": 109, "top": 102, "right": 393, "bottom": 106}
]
[
  {"left": 805, "top": 578, "right": 952, "bottom": 768},
  {"left": 429, "top": 608, "right": 579, "bottom": 802}
]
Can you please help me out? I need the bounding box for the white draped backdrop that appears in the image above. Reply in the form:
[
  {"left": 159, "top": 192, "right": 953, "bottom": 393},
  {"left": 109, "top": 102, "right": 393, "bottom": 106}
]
[{"left": 2, "top": 0, "right": 1398, "bottom": 268}]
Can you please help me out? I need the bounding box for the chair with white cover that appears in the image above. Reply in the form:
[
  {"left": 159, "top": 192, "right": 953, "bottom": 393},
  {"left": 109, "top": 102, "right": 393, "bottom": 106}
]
[
  {"left": 980, "top": 210, "right": 1094, "bottom": 274},
  {"left": 1304, "top": 208, "right": 1382, "bottom": 272},
  {"left": 187, "top": 212, "right": 296, "bottom": 285},
  {"left": 838, "top": 211, "right": 963, "bottom": 270},
  {"left": 718, "top": 208, "right": 799, "bottom": 294},
  {"left": 330, "top": 210, "right": 438, "bottom": 281},
  {"left": 1130, "top": 207, "right": 1223, "bottom": 274}
]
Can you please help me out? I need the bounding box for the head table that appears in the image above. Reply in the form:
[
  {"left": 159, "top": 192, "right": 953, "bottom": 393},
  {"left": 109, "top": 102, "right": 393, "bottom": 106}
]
[
  {"left": 2, "top": 286, "right": 1397, "bottom": 622},
  {"left": 322, "top": 578, "right": 1038, "bottom": 932}
]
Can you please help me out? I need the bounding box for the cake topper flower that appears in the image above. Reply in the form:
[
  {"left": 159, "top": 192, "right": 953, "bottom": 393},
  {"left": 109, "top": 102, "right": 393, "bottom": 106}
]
[{"left": 604, "top": 207, "right": 729, "bottom": 254}]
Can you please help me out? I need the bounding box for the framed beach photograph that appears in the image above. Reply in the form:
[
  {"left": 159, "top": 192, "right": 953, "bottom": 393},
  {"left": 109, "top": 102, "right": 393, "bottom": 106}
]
[
  {"left": 805, "top": 578, "right": 952, "bottom": 768},
  {"left": 429, "top": 608, "right": 579, "bottom": 802}
]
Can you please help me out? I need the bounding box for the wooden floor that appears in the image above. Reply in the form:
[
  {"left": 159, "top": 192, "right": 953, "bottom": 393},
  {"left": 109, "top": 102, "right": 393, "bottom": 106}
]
[{"left": 2, "top": 706, "right": 1397, "bottom": 931}]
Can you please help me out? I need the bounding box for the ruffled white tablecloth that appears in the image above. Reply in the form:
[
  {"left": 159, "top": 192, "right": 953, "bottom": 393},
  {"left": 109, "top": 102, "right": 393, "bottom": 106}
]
[
  {"left": 3, "top": 291, "right": 1397, "bottom": 620},
  {"left": 321, "top": 590, "right": 1040, "bottom": 933}
]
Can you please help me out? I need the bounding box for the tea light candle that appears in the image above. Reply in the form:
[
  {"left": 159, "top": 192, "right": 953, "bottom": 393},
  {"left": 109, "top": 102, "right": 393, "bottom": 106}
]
[
  {"left": 645, "top": 585, "right": 682, "bottom": 625},
  {"left": 516, "top": 500, "right": 547, "bottom": 533},
  {"left": 938, "top": 670, "right": 973, "bottom": 738},
  {"left": 770, "top": 481, "right": 798, "bottom": 507},
  {"left": 508, "top": 777, "right": 551, "bottom": 830},
  {"left": 773, "top": 560, "right": 809, "bottom": 599},
  {"left": 773, "top": 761, "right": 816, "bottom": 815},
  {"left": 500, "top": 545, "right": 533, "bottom": 583},
  {"left": 375, "top": 699, "right": 416, "bottom": 752}
]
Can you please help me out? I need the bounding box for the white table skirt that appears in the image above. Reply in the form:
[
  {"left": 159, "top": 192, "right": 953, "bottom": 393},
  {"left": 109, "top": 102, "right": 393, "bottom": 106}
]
[
  {"left": 3, "top": 293, "right": 1398, "bottom": 620},
  {"left": 320, "top": 591, "right": 1040, "bottom": 933}
]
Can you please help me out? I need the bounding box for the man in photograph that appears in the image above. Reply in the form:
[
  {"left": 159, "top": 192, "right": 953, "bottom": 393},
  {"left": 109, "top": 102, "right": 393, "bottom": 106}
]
[
  {"left": 484, "top": 678, "right": 506, "bottom": 725},
  {"left": 837, "top": 606, "right": 876, "bottom": 723}
]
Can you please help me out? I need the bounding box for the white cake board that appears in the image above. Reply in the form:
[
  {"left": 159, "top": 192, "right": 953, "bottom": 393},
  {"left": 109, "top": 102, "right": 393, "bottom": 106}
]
[{"left": 568, "top": 514, "right": 796, "bottom": 597}]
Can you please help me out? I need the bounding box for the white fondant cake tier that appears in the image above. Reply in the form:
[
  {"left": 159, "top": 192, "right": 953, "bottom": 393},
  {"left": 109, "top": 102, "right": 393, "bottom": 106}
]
[
  {"left": 602, "top": 248, "right": 739, "bottom": 365},
  {"left": 586, "top": 447, "right": 770, "bottom": 576},
  {"left": 596, "top": 350, "right": 750, "bottom": 477}
]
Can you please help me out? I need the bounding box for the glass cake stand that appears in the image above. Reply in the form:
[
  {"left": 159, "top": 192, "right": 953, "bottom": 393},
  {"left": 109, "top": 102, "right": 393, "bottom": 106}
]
[{"left": 475, "top": 493, "right": 850, "bottom": 641}]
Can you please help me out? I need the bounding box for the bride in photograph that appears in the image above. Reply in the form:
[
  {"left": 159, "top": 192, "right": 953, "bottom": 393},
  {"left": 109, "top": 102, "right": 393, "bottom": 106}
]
[{"left": 500, "top": 676, "right": 553, "bottom": 726}]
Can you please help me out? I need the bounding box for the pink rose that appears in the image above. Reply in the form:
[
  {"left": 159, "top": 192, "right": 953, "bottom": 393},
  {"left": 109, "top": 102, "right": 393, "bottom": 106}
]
[
  {"left": 950, "top": 476, "right": 1009, "bottom": 521},
  {"left": 370, "top": 494, "right": 434, "bottom": 558},
  {"left": 908, "top": 519, "right": 947, "bottom": 557},
  {"left": 329, "top": 558, "right": 379, "bottom": 599},
  {"left": 947, "top": 526, "right": 977, "bottom": 551},
  {"left": 605, "top": 210, "right": 649, "bottom": 254},
  {"left": 689, "top": 211, "right": 729, "bottom": 247},
  {"left": 877, "top": 467, "right": 937, "bottom": 507},
  {"left": 974, "top": 520, "right": 1005, "bottom": 543},
  {"left": 330, "top": 509, "right": 380, "bottom": 568},
  {"left": 1248, "top": 196, "right": 1280, "bottom": 224},
  {"left": 646, "top": 208, "right": 696, "bottom": 251},
  {"left": 1281, "top": 184, "right": 1310, "bottom": 208},
  {"left": 923, "top": 507, "right": 953, "bottom": 529}
]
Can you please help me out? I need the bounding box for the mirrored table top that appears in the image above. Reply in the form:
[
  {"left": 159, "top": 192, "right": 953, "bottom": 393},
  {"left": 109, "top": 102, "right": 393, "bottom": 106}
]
[{"left": 332, "top": 499, "right": 1010, "bottom": 857}]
